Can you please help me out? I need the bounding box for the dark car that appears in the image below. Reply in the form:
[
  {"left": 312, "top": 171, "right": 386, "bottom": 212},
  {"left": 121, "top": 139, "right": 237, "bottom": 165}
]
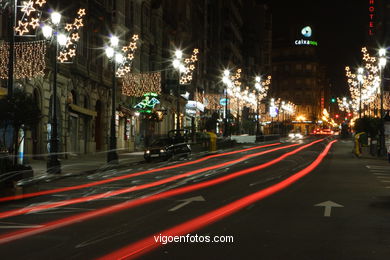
[{"left": 144, "top": 136, "right": 191, "bottom": 162}]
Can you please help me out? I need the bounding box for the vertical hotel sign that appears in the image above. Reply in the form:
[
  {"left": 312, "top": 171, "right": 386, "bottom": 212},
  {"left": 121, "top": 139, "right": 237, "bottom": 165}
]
[{"left": 369, "top": 0, "right": 375, "bottom": 36}]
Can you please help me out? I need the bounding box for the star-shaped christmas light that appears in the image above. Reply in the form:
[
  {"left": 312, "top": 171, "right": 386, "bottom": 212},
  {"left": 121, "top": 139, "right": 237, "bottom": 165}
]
[
  {"left": 65, "top": 24, "right": 73, "bottom": 32},
  {"left": 128, "top": 42, "right": 137, "bottom": 51},
  {"left": 73, "top": 18, "right": 83, "bottom": 29},
  {"left": 21, "top": 0, "right": 36, "bottom": 16},
  {"left": 15, "top": 21, "right": 29, "bottom": 35},
  {"left": 77, "top": 9, "right": 86, "bottom": 17},
  {"left": 132, "top": 34, "right": 139, "bottom": 41},
  {"left": 58, "top": 52, "right": 68, "bottom": 63},
  {"left": 35, "top": 0, "right": 46, "bottom": 7},
  {"left": 71, "top": 33, "right": 80, "bottom": 41},
  {"left": 68, "top": 49, "right": 76, "bottom": 58},
  {"left": 29, "top": 17, "right": 40, "bottom": 29}
]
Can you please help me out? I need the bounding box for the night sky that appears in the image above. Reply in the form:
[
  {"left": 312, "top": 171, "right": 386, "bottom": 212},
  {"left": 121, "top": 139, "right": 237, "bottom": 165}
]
[{"left": 268, "top": 0, "right": 368, "bottom": 95}]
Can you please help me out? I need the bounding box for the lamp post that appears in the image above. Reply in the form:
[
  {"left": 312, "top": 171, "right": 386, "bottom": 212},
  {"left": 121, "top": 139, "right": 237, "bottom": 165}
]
[
  {"left": 43, "top": 11, "right": 67, "bottom": 174},
  {"left": 105, "top": 35, "right": 123, "bottom": 163},
  {"left": 255, "top": 76, "right": 262, "bottom": 135},
  {"left": 357, "top": 67, "right": 364, "bottom": 118},
  {"left": 222, "top": 69, "right": 231, "bottom": 137},
  {"left": 378, "top": 48, "right": 387, "bottom": 156},
  {"left": 172, "top": 50, "right": 186, "bottom": 130}
]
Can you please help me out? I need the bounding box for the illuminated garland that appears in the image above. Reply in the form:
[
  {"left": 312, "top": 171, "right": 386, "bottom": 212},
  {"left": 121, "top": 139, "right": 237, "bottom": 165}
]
[
  {"left": 0, "top": 40, "right": 46, "bottom": 79},
  {"left": 15, "top": 0, "right": 47, "bottom": 36},
  {"left": 116, "top": 34, "right": 139, "bottom": 77},
  {"left": 180, "top": 48, "right": 199, "bottom": 85},
  {"left": 58, "top": 9, "right": 86, "bottom": 63},
  {"left": 122, "top": 72, "right": 161, "bottom": 97}
]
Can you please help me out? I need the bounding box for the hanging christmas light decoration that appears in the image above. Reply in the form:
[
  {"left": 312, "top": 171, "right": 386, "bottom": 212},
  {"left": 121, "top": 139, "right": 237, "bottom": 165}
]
[
  {"left": 345, "top": 47, "right": 382, "bottom": 116},
  {"left": 179, "top": 48, "right": 199, "bottom": 85},
  {"left": 0, "top": 40, "right": 46, "bottom": 79},
  {"left": 57, "top": 9, "right": 86, "bottom": 63},
  {"left": 15, "top": 0, "right": 46, "bottom": 36},
  {"left": 115, "top": 34, "right": 140, "bottom": 77},
  {"left": 122, "top": 72, "right": 161, "bottom": 97}
]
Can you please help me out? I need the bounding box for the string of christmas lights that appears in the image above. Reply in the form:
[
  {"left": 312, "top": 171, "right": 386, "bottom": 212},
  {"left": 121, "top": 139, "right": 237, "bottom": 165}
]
[
  {"left": 0, "top": 40, "right": 46, "bottom": 79},
  {"left": 116, "top": 34, "right": 139, "bottom": 77},
  {"left": 122, "top": 72, "right": 161, "bottom": 97}
]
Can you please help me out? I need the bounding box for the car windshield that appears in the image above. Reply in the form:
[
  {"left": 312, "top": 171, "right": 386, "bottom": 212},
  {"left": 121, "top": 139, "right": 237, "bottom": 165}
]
[{"left": 150, "top": 138, "right": 170, "bottom": 147}]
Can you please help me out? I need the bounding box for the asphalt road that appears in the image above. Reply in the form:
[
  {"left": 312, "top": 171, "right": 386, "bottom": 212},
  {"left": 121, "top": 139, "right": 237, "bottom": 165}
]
[{"left": 0, "top": 137, "right": 389, "bottom": 260}]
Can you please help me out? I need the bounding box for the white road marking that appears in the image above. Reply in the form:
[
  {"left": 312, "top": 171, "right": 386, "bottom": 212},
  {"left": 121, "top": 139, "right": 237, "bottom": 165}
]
[
  {"left": 314, "top": 201, "right": 344, "bottom": 217},
  {"left": 169, "top": 196, "right": 205, "bottom": 212}
]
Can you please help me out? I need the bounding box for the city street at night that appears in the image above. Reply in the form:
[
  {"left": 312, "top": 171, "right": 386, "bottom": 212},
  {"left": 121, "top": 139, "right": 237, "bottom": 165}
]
[
  {"left": 1, "top": 0, "right": 390, "bottom": 259},
  {"left": 0, "top": 137, "right": 389, "bottom": 259}
]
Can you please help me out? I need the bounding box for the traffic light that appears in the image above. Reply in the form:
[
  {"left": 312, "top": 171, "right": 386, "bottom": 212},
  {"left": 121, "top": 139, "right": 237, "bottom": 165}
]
[
  {"left": 331, "top": 98, "right": 336, "bottom": 103},
  {"left": 335, "top": 114, "right": 339, "bottom": 118}
]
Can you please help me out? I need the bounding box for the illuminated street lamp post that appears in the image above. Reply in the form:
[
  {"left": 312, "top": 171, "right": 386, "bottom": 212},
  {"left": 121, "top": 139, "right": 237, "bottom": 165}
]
[
  {"left": 172, "top": 50, "right": 186, "bottom": 130},
  {"left": 222, "top": 69, "right": 231, "bottom": 137},
  {"left": 378, "top": 48, "right": 387, "bottom": 156},
  {"left": 43, "top": 11, "right": 68, "bottom": 173},
  {"left": 105, "top": 35, "right": 123, "bottom": 163},
  {"left": 357, "top": 67, "right": 364, "bottom": 118},
  {"left": 255, "top": 76, "right": 262, "bottom": 135}
]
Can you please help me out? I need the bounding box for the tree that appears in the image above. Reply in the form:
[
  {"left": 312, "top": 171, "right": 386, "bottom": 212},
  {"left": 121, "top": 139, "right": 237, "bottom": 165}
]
[{"left": 0, "top": 89, "right": 41, "bottom": 165}]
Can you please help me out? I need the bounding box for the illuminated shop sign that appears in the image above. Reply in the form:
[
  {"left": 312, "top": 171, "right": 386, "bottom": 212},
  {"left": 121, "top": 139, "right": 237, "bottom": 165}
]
[
  {"left": 269, "top": 106, "right": 278, "bottom": 117},
  {"left": 294, "top": 26, "right": 318, "bottom": 46},
  {"left": 369, "top": 0, "right": 375, "bottom": 36},
  {"left": 134, "top": 92, "right": 160, "bottom": 113}
]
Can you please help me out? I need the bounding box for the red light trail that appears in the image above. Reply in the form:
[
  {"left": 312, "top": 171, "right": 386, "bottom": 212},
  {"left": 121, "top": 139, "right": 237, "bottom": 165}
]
[
  {"left": 0, "top": 139, "right": 324, "bottom": 244},
  {"left": 0, "top": 143, "right": 299, "bottom": 219},
  {"left": 98, "top": 140, "right": 337, "bottom": 260},
  {"left": 0, "top": 143, "right": 281, "bottom": 203}
]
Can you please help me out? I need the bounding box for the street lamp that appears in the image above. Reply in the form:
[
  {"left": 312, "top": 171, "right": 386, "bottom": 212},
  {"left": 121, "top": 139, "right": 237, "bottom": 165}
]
[
  {"left": 222, "top": 69, "right": 231, "bottom": 137},
  {"left": 378, "top": 47, "right": 387, "bottom": 156},
  {"left": 43, "top": 11, "right": 67, "bottom": 174},
  {"left": 357, "top": 67, "right": 364, "bottom": 118},
  {"left": 255, "top": 76, "right": 262, "bottom": 135},
  {"left": 105, "top": 34, "right": 121, "bottom": 164},
  {"left": 172, "top": 49, "right": 185, "bottom": 131},
  {"left": 104, "top": 34, "right": 139, "bottom": 162}
]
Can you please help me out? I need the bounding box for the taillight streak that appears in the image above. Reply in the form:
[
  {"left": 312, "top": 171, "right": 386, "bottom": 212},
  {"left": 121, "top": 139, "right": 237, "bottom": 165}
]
[
  {"left": 0, "top": 143, "right": 281, "bottom": 203},
  {"left": 98, "top": 140, "right": 337, "bottom": 260},
  {"left": 0, "top": 144, "right": 299, "bottom": 219},
  {"left": 0, "top": 139, "right": 324, "bottom": 244}
]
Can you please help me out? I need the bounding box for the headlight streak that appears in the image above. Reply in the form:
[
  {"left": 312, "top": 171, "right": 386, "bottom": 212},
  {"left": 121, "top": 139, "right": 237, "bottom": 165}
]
[
  {"left": 97, "top": 140, "right": 337, "bottom": 260},
  {"left": 0, "top": 139, "right": 325, "bottom": 244},
  {"left": 0, "top": 143, "right": 281, "bottom": 203}
]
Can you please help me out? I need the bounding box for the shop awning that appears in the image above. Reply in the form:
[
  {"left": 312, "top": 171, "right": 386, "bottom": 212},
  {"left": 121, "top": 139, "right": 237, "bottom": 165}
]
[{"left": 69, "top": 104, "right": 97, "bottom": 117}]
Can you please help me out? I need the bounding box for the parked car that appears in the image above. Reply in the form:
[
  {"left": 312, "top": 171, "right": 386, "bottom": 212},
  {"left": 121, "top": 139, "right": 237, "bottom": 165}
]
[{"left": 144, "top": 130, "right": 191, "bottom": 161}]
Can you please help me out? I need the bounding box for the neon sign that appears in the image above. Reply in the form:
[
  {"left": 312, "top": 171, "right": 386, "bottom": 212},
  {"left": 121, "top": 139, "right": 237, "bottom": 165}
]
[
  {"left": 295, "top": 26, "right": 318, "bottom": 46},
  {"left": 369, "top": 0, "right": 375, "bottom": 36},
  {"left": 134, "top": 92, "right": 160, "bottom": 113}
]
